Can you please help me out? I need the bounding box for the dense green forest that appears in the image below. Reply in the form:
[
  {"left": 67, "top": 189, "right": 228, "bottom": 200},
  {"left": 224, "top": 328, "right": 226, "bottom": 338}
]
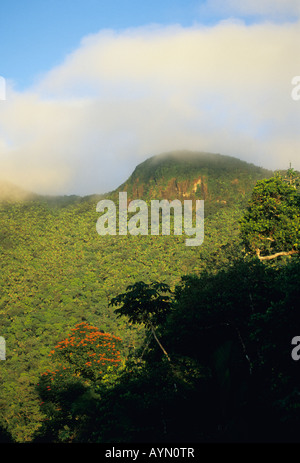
[{"left": 0, "top": 151, "right": 299, "bottom": 443}]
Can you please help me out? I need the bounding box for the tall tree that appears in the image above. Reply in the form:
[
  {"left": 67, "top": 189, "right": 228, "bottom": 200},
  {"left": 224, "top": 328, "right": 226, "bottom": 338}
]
[
  {"left": 239, "top": 175, "right": 300, "bottom": 261},
  {"left": 109, "top": 281, "right": 173, "bottom": 361}
]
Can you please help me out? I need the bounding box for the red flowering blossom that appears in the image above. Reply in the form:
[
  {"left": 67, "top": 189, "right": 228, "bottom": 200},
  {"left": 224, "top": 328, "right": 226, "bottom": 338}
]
[{"left": 38, "top": 323, "right": 122, "bottom": 401}]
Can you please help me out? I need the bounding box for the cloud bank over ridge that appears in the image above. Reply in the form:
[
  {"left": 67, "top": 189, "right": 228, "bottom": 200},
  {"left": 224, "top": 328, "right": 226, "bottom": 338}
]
[{"left": 0, "top": 16, "right": 299, "bottom": 195}]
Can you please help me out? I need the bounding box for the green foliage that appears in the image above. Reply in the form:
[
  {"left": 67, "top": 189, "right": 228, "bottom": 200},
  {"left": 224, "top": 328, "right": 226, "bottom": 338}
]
[
  {"left": 114, "top": 150, "right": 273, "bottom": 216},
  {"left": 240, "top": 176, "right": 300, "bottom": 259},
  {"left": 35, "top": 322, "right": 123, "bottom": 442},
  {"left": 33, "top": 256, "right": 300, "bottom": 443},
  {"left": 46, "top": 322, "right": 122, "bottom": 380},
  {"left": 81, "top": 357, "right": 214, "bottom": 443},
  {"left": 0, "top": 170, "right": 246, "bottom": 441},
  {"left": 110, "top": 281, "right": 173, "bottom": 328},
  {"left": 162, "top": 257, "right": 300, "bottom": 441},
  {"left": 1, "top": 154, "right": 299, "bottom": 443}
]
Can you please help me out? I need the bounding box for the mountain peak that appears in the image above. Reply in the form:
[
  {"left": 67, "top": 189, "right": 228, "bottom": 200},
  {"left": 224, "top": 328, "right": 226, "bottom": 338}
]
[{"left": 113, "top": 150, "right": 273, "bottom": 213}]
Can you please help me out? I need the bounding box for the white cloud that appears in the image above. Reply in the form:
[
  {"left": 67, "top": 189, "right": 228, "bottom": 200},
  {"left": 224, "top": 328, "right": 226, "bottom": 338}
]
[{"left": 0, "top": 20, "right": 299, "bottom": 195}]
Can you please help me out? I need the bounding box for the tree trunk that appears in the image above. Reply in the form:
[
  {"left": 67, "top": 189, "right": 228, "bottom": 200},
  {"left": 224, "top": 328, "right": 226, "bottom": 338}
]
[
  {"left": 149, "top": 324, "right": 171, "bottom": 362},
  {"left": 256, "top": 248, "right": 299, "bottom": 261}
]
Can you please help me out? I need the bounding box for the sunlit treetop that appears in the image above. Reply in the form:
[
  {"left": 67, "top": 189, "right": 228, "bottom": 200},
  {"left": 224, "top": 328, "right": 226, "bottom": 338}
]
[{"left": 240, "top": 175, "right": 300, "bottom": 261}]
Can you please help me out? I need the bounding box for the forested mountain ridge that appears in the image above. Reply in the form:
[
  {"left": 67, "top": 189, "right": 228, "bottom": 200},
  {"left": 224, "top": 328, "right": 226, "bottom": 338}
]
[
  {"left": 0, "top": 151, "right": 298, "bottom": 444},
  {"left": 0, "top": 179, "right": 91, "bottom": 210},
  {"left": 0, "top": 150, "right": 273, "bottom": 209},
  {"left": 113, "top": 150, "right": 273, "bottom": 212}
]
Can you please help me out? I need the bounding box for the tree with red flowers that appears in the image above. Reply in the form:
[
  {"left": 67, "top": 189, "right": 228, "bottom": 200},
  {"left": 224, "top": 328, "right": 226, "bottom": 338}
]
[{"left": 36, "top": 322, "right": 122, "bottom": 442}]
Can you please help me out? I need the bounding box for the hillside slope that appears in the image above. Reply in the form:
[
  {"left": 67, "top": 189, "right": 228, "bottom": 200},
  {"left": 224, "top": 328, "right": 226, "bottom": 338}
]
[
  {"left": 0, "top": 149, "right": 274, "bottom": 442},
  {"left": 112, "top": 150, "right": 273, "bottom": 214}
]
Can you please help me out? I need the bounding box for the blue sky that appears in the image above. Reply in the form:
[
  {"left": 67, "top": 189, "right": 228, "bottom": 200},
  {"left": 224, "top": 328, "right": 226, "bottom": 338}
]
[
  {"left": 1, "top": 0, "right": 206, "bottom": 90},
  {"left": 0, "top": 1, "right": 299, "bottom": 195},
  {"left": 2, "top": 0, "right": 298, "bottom": 91}
]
